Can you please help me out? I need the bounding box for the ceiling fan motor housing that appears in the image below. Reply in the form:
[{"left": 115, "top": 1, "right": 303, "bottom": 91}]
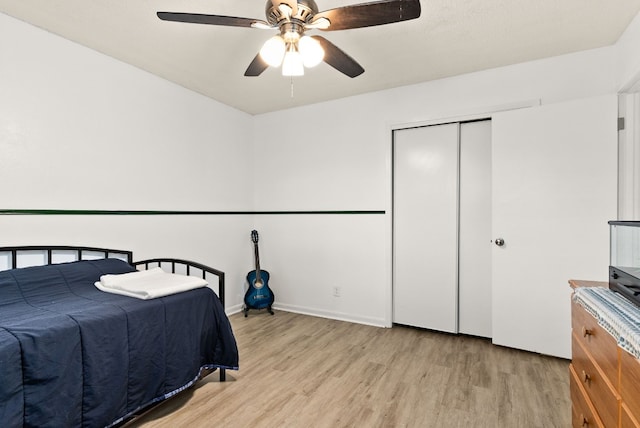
[{"left": 265, "top": 0, "right": 319, "bottom": 26}]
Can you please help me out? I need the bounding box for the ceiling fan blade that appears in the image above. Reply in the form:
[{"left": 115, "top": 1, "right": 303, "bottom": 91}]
[
  {"left": 157, "top": 12, "right": 269, "bottom": 28},
  {"left": 244, "top": 54, "right": 269, "bottom": 77},
  {"left": 311, "top": 36, "right": 364, "bottom": 78},
  {"left": 313, "top": 0, "right": 421, "bottom": 31}
]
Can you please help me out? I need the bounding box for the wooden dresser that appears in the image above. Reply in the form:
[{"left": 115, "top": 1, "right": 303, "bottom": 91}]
[{"left": 569, "top": 280, "right": 640, "bottom": 428}]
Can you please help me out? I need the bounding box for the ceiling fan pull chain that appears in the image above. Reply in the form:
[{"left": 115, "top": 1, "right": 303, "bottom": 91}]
[{"left": 290, "top": 77, "right": 294, "bottom": 98}]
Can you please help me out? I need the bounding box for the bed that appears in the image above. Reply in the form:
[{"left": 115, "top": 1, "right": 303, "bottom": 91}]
[{"left": 0, "top": 245, "right": 239, "bottom": 428}]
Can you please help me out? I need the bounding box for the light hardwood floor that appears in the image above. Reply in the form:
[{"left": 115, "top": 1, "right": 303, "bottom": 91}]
[{"left": 130, "top": 311, "right": 571, "bottom": 427}]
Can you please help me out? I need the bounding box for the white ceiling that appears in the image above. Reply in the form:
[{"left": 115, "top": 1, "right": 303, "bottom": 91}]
[{"left": 1, "top": 1, "right": 640, "bottom": 115}]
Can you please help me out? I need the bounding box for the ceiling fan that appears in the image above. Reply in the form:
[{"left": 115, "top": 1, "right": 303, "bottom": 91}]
[{"left": 157, "top": 0, "right": 421, "bottom": 78}]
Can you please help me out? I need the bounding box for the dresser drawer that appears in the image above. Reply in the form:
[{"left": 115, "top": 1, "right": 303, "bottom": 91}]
[
  {"left": 570, "top": 364, "right": 604, "bottom": 428},
  {"left": 622, "top": 403, "right": 640, "bottom": 428},
  {"left": 572, "top": 333, "right": 620, "bottom": 428},
  {"left": 620, "top": 348, "right": 640, "bottom": 422},
  {"left": 572, "top": 301, "right": 619, "bottom": 385}
]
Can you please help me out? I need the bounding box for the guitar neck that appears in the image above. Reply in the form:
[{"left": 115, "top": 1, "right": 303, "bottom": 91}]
[{"left": 253, "top": 242, "right": 262, "bottom": 281}]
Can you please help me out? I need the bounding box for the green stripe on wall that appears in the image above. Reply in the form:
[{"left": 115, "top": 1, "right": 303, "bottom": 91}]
[{"left": 0, "top": 209, "right": 385, "bottom": 216}]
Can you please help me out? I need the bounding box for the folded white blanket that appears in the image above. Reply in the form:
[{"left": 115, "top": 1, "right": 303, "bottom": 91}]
[
  {"left": 95, "top": 268, "right": 208, "bottom": 300},
  {"left": 99, "top": 267, "right": 165, "bottom": 288}
]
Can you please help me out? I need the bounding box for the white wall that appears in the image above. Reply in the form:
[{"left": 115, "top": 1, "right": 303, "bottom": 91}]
[
  {"left": 4, "top": 8, "right": 640, "bottom": 324},
  {"left": 616, "top": 11, "right": 640, "bottom": 91},
  {"left": 616, "top": 12, "right": 640, "bottom": 219},
  {"left": 253, "top": 46, "right": 620, "bottom": 326},
  {"left": 0, "top": 12, "right": 255, "bottom": 311}
]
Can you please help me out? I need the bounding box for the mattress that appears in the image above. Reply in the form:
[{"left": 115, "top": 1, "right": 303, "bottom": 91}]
[{"left": 0, "top": 258, "right": 238, "bottom": 427}]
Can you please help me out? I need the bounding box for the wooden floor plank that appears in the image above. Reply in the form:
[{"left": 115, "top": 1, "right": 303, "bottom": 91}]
[{"left": 129, "top": 311, "right": 570, "bottom": 427}]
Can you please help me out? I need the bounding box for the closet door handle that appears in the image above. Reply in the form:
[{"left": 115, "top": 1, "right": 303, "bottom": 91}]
[{"left": 494, "top": 238, "right": 505, "bottom": 247}]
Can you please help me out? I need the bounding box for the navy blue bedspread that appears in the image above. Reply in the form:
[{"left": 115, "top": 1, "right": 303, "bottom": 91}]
[{"left": 0, "top": 258, "right": 238, "bottom": 428}]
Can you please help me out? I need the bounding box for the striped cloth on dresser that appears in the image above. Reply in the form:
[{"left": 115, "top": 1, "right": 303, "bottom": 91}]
[{"left": 573, "top": 287, "right": 640, "bottom": 359}]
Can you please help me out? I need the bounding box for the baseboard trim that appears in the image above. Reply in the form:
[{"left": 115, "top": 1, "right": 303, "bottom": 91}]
[{"left": 227, "top": 302, "right": 386, "bottom": 327}]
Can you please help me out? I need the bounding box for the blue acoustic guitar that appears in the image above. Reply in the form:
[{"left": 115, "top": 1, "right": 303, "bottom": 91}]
[{"left": 244, "top": 230, "right": 274, "bottom": 316}]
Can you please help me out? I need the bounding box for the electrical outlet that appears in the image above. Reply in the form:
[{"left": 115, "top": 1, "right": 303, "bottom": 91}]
[{"left": 332, "top": 286, "right": 341, "bottom": 297}]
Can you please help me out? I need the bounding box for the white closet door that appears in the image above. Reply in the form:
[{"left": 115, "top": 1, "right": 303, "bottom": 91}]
[
  {"left": 458, "top": 121, "right": 492, "bottom": 338},
  {"left": 492, "top": 95, "right": 617, "bottom": 358},
  {"left": 393, "top": 123, "right": 459, "bottom": 333}
]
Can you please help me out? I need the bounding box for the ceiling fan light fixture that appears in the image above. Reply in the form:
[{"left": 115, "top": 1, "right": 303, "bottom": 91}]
[
  {"left": 259, "top": 35, "right": 286, "bottom": 67},
  {"left": 282, "top": 44, "right": 304, "bottom": 76},
  {"left": 298, "top": 36, "right": 324, "bottom": 68}
]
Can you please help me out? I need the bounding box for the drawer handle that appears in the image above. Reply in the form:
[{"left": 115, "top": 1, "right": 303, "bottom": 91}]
[
  {"left": 581, "top": 370, "right": 591, "bottom": 384},
  {"left": 582, "top": 326, "right": 592, "bottom": 337},
  {"left": 580, "top": 414, "right": 589, "bottom": 427}
]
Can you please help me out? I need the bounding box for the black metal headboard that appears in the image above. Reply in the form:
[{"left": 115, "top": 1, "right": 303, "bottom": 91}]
[
  {"left": 0, "top": 246, "right": 133, "bottom": 271},
  {"left": 0, "top": 245, "right": 225, "bottom": 306}
]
